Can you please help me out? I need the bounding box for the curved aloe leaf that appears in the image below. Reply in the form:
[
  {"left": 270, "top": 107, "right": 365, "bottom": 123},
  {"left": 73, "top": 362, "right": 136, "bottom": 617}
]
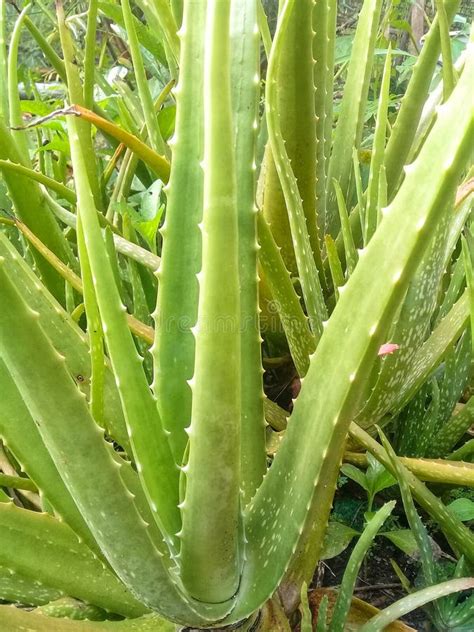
[
  {"left": 231, "top": 0, "right": 266, "bottom": 502},
  {"left": 359, "top": 578, "right": 474, "bottom": 632},
  {"left": 0, "top": 607, "right": 174, "bottom": 632},
  {"left": 0, "top": 566, "right": 63, "bottom": 607},
  {"left": 179, "top": 0, "right": 242, "bottom": 604},
  {"left": 153, "top": 0, "right": 205, "bottom": 464},
  {"left": 265, "top": 0, "right": 326, "bottom": 337},
  {"left": 329, "top": 502, "right": 395, "bottom": 632},
  {"left": 0, "top": 502, "right": 146, "bottom": 618},
  {"left": 0, "top": 232, "right": 129, "bottom": 449},
  {"left": 263, "top": 0, "right": 324, "bottom": 285}
]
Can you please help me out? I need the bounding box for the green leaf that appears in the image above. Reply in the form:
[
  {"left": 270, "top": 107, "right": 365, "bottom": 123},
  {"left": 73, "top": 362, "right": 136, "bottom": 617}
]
[
  {"left": 448, "top": 498, "right": 474, "bottom": 522},
  {"left": 340, "top": 464, "right": 369, "bottom": 491},
  {"left": 381, "top": 529, "right": 420, "bottom": 557},
  {"left": 320, "top": 522, "right": 359, "bottom": 560}
]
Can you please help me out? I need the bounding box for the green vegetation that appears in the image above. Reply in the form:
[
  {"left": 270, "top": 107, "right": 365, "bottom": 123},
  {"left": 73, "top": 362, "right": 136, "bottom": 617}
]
[{"left": 0, "top": 0, "right": 472, "bottom": 630}]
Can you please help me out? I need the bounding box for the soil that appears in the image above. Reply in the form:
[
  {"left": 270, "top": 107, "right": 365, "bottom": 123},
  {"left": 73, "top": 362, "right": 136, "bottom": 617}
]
[{"left": 315, "top": 536, "right": 429, "bottom": 630}]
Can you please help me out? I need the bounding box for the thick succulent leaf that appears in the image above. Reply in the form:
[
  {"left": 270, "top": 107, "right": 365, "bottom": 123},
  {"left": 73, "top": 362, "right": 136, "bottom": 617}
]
[
  {"left": 121, "top": 0, "right": 165, "bottom": 155},
  {"left": 179, "top": 0, "right": 242, "bottom": 605},
  {"left": 0, "top": 566, "right": 63, "bottom": 607},
  {"left": 435, "top": 396, "right": 474, "bottom": 457},
  {"left": 0, "top": 607, "right": 175, "bottom": 632},
  {"left": 365, "top": 47, "right": 392, "bottom": 243},
  {"left": 257, "top": 210, "right": 316, "bottom": 376},
  {"left": 67, "top": 112, "right": 181, "bottom": 546},
  {"left": 264, "top": 0, "right": 327, "bottom": 337},
  {"left": 393, "top": 291, "right": 470, "bottom": 414},
  {"left": 357, "top": 212, "right": 451, "bottom": 428},
  {"left": 0, "top": 232, "right": 129, "bottom": 449},
  {"left": 313, "top": 0, "right": 337, "bottom": 236},
  {"left": 262, "top": 0, "right": 324, "bottom": 284},
  {"left": 0, "top": 502, "right": 146, "bottom": 618},
  {"left": 153, "top": 0, "right": 205, "bottom": 464},
  {"left": 359, "top": 578, "right": 474, "bottom": 632},
  {"left": 0, "top": 359, "right": 99, "bottom": 552},
  {"left": 231, "top": 0, "right": 266, "bottom": 502}
]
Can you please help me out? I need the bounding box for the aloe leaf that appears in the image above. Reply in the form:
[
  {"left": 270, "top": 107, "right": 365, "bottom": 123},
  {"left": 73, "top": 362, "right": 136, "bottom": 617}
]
[
  {"left": 0, "top": 502, "right": 146, "bottom": 618},
  {"left": 0, "top": 472, "right": 37, "bottom": 492},
  {"left": 0, "top": 566, "right": 63, "bottom": 607},
  {"left": 56, "top": 0, "right": 102, "bottom": 213},
  {"left": 0, "top": 608, "right": 174, "bottom": 632},
  {"left": 384, "top": 0, "right": 460, "bottom": 196},
  {"left": 257, "top": 0, "right": 272, "bottom": 58},
  {"left": 0, "top": 359, "right": 99, "bottom": 553},
  {"left": 300, "top": 582, "right": 312, "bottom": 632},
  {"left": 435, "top": 0, "right": 456, "bottom": 100},
  {"left": 265, "top": 0, "right": 327, "bottom": 337},
  {"left": 231, "top": 0, "right": 266, "bottom": 502},
  {"left": 393, "top": 290, "right": 470, "bottom": 414},
  {"left": 365, "top": 46, "right": 392, "bottom": 243},
  {"left": 153, "top": 0, "right": 205, "bottom": 464},
  {"left": 257, "top": 210, "right": 316, "bottom": 376},
  {"left": 0, "top": 232, "right": 129, "bottom": 449},
  {"left": 436, "top": 252, "right": 466, "bottom": 325},
  {"left": 325, "top": 234, "right": 345, "bottom": 301},
  {"left": 326, "top": 0, "right": 383, "bottom": 235},
  {"left": 179, "top": 0, "right": 242, "bottom": 604},
  {"left": 145, "top": 0, "right": 180, "bottom": 65},
  {"left": 435, "top": 396, "right": 474, "bottom": 456},
  {"left": 463, "top": 230, "right": 474, "bottom": 354},
  {"left": 77, "top": 214, "right": 106, "bottom": 428},
  {"left": 228, "top": 49, "right": 474, "bottom": 621},
  {"left": 35, "top": 598, "right": 108, "bottom": 622},
  {"left": 313, "top": 0, "right": 336, "bottom": 233},
  {"left": 329, "top": 502, "right": 395, "bottom": 632},
  {"left": 83, "top": 0, "right": 98, "bottom": 110},
  {"left": 357, "top": 209, "right": 453, "bottom": 427},
  {"left": 263, "top": 0, "right": 324, "bottom": 288},
  {"left": 333, "top": 180, "right": 358, "bottom": 275},
  {"left": 359, "top": 578, "right": 474, "bottom": 632},
  {"left": 0, "top": 0, "right": 7, "bottom": 119}
]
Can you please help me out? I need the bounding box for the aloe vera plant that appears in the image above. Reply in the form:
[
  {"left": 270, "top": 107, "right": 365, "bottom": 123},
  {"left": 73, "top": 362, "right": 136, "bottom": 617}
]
[{"left": 0, "top": 0, "right": 473, "bottom": 630}]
